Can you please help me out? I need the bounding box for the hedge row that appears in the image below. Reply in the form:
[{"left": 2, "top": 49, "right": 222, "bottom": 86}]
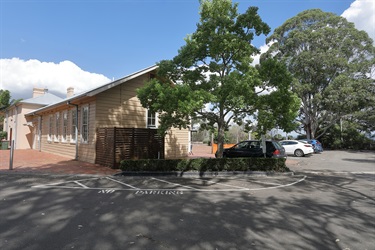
[{"left": 119, "top": 157, "right": 289, "bottom": 172}]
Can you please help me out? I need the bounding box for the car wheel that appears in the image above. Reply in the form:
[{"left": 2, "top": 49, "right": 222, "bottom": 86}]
[{"left": 294, "top": 149, "right": 304, "bottom": 157}]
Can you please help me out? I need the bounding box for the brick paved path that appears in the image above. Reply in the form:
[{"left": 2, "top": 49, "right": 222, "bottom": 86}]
[{"left": 0, "top": 149, "right": 121, "bottom": 176}]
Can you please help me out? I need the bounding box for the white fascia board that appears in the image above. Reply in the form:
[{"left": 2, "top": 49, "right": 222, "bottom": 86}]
[{"left": 87, "top": 65, "right": 158, "bottom": 97}]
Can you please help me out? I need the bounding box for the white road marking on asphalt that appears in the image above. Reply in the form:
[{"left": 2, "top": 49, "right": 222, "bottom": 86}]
[
  {"left": 250, "top": 180, "right": 280, "bottom": 186},
  {"left": 32, "top": 177, "right": 100, "bottom": 188},
  {"left": 31, "top": 176, "right": 307, "bottom": 192},
  {"left": 74, "top": 181, "right": 89, "bottom": 188},
  {"left": 248, "top": 175, "right": 307, "bottom": 191},
  {"left": 196, "top": 179, "right": 249, "bottom": 190},
  {"left": 150, "top": 177, "right": 200, "bottom": 190},
  {"left": 105, "top": 177, "right": 139, "bottom": 189},
  {"left": 31, "top": 186, "right": 248, "bottom": 192}
]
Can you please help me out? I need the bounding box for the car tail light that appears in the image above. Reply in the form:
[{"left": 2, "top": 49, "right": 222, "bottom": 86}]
[
  {"left": 304, "top": 144, "right": 312, "bottom": 147},
  {"left": 273, "top": 149, "right": 280, "bottom": 155}
]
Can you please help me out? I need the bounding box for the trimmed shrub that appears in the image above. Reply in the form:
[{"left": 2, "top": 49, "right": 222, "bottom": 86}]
[
  {"left": 0, "top": 131, "right": 7, "bottom": 140},
  {"left": 119, "top": 157, "right": 289, "bottom": 172}
]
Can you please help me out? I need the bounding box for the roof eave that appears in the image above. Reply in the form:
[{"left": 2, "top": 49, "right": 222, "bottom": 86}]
[
  {"left": 25, "top": 65, "right": 158, "bottom": 116},
  {"left": 86, "top": 65, "right": 158, "bottom": 97}
]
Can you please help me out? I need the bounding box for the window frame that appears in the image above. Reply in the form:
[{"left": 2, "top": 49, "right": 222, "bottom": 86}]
[
  {"left": 54, "top": 112, "right": 60, "bottom": 142},
  {"left": 81, "top": 106, "right": 89, "bottom": 143},
  {"left": 48, "top": 115, "right": 53, "bottom": 142},
  {"left": 62, "top": 111, "right": 68, "bottom": 142},
  {"left": 71, "top": 109, "right": 77, "bottom": 143},
  {"left": 147, "top": 109, "right": 157, "bottom": 128}
]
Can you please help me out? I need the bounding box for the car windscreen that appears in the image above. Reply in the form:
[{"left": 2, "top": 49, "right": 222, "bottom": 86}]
[{"left": 272, "top": 141, "right": 283, "bottom": 150}]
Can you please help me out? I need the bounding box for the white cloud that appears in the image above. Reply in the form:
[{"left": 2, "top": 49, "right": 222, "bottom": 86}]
[
  {"left": 0, "top": 58, "right": 111, "bottom": 100},
  {"left": 342, "top": 0, "right": 375, "bottom": 42},
  {"left": 251, "top": 43, "right": 271, "bottom": 66}
]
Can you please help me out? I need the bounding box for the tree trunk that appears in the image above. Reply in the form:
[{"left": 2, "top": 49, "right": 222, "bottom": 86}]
[
  {"left": 216, "top": 120, "right": 225, "bottom": 158},
  {"left": 306, "top": 123, "right": 312, "bottom": 140}
]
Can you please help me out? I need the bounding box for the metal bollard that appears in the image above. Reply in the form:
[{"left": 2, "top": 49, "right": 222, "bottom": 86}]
[{"left": 9, "top": 140, "right": 14, "bottom": 170}]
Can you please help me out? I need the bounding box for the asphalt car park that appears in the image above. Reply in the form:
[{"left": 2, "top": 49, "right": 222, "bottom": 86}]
[
  {"left": 1, "top": 174, "right": 374, "bottom": 249},
  {"left": 0, "top": 150, "right": 374, "bottom": 250}
]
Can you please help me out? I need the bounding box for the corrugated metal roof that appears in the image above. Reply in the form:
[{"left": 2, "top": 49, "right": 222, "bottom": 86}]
[
  {"left": 21, "top": 92, "right": 63, "bottom": 105},
  {"left": 25, "top": 65, "right": 158, "bottom": 116}
]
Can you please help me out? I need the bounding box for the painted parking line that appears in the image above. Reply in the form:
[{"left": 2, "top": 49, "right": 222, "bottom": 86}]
[
  {"left": 105, "top": 176, "right": 139, "bottom": 189},
  {"left": 32, "top": 177, "right": 99, "bottom": 189},
  {"left": 192, "top": 178, "right": 249, "bottom": 191},
  {"left": 247, "top": 175, "right": 307, "bottom": 191},
  {"left": 250, "top": 180, "right": 282, "bottom": 186},
  {"left": 74, "top": 181, "right": 89, "bottom": 189},
  {"left": 31, "top": 175, "right": 307, "bottom": 193},
  {"left": 151, "top": 177, "right": 200, "bottom": 191}
]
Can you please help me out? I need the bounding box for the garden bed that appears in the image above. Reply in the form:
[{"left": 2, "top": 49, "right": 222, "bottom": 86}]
[{"left": 119, "top": 157, "right": 289, "bottom": 173}]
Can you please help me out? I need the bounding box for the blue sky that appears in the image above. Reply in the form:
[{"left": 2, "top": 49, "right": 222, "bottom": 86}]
[{"left": 1, "top": 0, "right": 373, "bottom": 99}]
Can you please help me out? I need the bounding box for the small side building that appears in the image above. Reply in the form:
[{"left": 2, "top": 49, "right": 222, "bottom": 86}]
[{"left": 3, "top": 88, "right": 63, "bottom": 149}]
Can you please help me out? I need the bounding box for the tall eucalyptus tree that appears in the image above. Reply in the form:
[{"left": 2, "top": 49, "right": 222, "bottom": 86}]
[{"left": 264, "top": 9, "right": 374, "bottom": 139}]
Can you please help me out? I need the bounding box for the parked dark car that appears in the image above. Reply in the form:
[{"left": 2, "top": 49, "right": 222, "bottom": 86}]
[{"left": 215, "top": 140, "right": 287, "bottom": 158}]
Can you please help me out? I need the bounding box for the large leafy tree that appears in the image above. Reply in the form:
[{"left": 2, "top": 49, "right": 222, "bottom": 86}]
[
  {"left": 0, "top": 89, "right": 21, "bottom": 131},
  {"left": 138, "top": 0, "right": 299, "bottom": 157},
  {"left": 0, "top": 90, "right": 12, "bottom": 131},
  {"left": 0, "top": 90, "right": 11, "bottom": 110},
  {"left": 264, "top": 9, "right": 375, "bottom": 139}
]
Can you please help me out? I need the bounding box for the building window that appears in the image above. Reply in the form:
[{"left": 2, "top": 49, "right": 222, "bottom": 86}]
[
  {"left": 71, "top": 109, "right": 77, "bottom": 143},
  {"left": 48, "top": 115, "right": 53, "bottom": 141},
  {"left": 147, "top": 110, "right": 156, "bottom": 128},
  {"left": 81, "top": 106, "right": 89, "bottom": 143},
  {"left": 54, "top": 112, "right": 60, "bottom": 142},
  {"left": 62, "top": 111, "right": 68, "bottom": 142}
]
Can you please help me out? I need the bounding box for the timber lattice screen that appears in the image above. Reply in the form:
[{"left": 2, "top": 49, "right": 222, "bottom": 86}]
[{"left": 96, "top": 127, "right": 164, "bottom": 167}]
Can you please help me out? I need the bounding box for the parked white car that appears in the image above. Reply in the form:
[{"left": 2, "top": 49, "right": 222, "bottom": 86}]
[{"left": 279, "top": 140, "right": 314, "bottom": 157}]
